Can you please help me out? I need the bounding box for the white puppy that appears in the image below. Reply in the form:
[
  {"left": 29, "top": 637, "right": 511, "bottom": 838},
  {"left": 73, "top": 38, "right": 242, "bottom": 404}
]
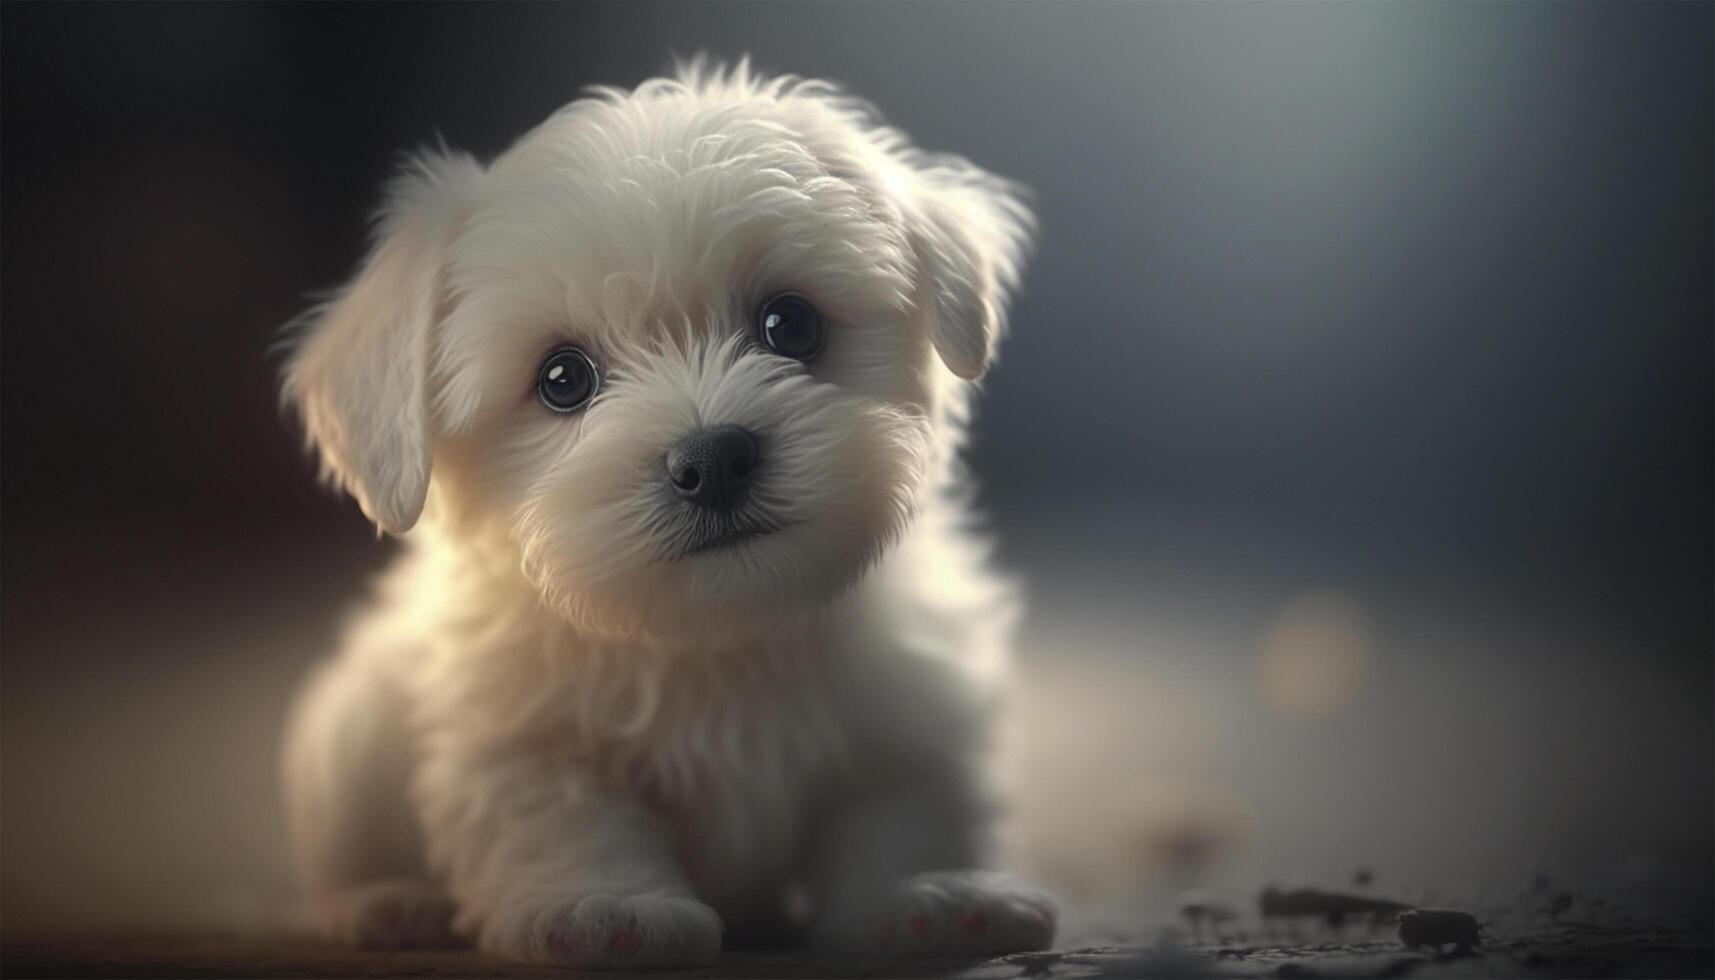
[{"left": 278, "top": 60, "right": 1050, "bottom": 968}]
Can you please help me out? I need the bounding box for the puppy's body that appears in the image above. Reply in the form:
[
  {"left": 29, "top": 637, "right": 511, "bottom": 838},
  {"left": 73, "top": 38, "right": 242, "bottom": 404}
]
[{"left": 281, "top": 62, "right": 1048, "bottom": 967}]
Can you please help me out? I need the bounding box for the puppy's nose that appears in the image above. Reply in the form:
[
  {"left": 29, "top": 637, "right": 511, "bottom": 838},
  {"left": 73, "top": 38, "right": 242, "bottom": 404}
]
[{"left": 666, "top": 425, "right": 760, "bottom": 511}]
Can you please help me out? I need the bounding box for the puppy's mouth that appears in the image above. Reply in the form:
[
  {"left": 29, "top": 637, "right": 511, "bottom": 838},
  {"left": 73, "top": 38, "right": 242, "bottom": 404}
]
[{"left": 659, "top": 514, "right": 791, "bottom": 561}]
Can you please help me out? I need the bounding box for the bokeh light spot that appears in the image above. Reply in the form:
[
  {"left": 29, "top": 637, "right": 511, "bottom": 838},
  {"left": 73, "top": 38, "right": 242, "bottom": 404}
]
[{"left": 1257, "top": 589, "right": 1371, "bottom": 717}]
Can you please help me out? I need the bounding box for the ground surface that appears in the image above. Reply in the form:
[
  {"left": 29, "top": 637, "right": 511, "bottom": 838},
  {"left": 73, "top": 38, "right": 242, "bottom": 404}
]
[
  {"left": 8, "top": 890, "right": 1712, "bottom": 980},
  {"left": 5, "top": 928, "right": 1713, "bottom": 980}
]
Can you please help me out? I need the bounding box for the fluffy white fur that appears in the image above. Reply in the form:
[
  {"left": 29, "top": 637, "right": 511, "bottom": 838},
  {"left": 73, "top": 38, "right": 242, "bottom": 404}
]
[{"left": 279, "top": 60, "right": 1050, "bottom": 968}]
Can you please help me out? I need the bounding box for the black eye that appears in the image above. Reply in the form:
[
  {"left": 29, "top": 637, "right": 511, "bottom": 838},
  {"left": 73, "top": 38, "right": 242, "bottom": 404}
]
[
  {"left": 757, "top": 293, "right": 826, "bottom": 361},
  {"left": 536, "top": 347, "right": 599, "bottom": 413}
]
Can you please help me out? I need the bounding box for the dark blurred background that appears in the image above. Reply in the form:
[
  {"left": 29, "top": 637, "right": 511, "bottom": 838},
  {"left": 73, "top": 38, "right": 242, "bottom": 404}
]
[{"left": 3, "top": 1, "right": 1710, "bottom": 942}]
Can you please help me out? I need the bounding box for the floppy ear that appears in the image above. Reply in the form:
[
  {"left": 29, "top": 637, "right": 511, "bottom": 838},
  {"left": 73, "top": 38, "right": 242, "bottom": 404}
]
[
  {"left": 905, "top": 161, "right": 1034, "bottom": 380},
  {"left": 281, "top": 149, "right": 485, "bottom": 534}
]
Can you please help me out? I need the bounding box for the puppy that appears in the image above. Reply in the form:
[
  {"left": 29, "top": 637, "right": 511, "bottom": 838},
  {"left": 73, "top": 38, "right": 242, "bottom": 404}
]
[{"left": 279, "top": 60, "right": 1049, "bottom": 968}]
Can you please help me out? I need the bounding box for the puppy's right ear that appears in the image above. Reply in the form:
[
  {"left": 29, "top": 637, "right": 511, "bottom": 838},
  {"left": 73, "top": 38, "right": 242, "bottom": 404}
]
[{"left": 281, "top": 149, "right": 485, "bottom": 534}]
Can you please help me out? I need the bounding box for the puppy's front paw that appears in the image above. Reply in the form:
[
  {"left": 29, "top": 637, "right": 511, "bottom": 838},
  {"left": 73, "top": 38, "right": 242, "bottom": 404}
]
[
  {"left": 821, "top": 871, "right": 1056, "bottom": 957},
  {"left": 321, "top": 879, "right": 461, "bottom": 949},
  {"left": 519, "top": 893, "right": 723, "bottom": 969}
]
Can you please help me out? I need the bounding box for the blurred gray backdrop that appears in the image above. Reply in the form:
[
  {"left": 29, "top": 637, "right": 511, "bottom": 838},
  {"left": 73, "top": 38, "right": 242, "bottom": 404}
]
[{"left": 2, "top": 1, "right": 1709, "bottom": 938}]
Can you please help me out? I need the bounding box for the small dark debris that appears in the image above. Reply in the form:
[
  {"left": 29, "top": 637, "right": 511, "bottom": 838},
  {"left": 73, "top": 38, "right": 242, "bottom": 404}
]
[
  {"left": 1397, "top": 907, "right": 1480, "bottom": 953},
  {"left": 1259, "top": 886, "right": 1413, "bottom": 930},
  {"left": 1179, "top": 890, "right": 1242, "bottom": 940}
]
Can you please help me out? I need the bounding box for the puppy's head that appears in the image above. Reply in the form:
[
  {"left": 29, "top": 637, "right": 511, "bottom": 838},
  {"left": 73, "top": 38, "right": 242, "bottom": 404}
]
[{"left": 283, "top": 61, "right": 1033, "bottom": 640}]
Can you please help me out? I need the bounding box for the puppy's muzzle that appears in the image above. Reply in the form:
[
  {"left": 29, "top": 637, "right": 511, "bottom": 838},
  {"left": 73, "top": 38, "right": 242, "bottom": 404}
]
[{"left": 665, "top": 425, "right": 760, "bottom": 512}]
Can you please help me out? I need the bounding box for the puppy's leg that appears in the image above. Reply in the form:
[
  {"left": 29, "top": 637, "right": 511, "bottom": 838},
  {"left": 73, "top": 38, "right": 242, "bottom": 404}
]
[
  {"left": 281, "top": 654, "right": 457, "bottom": 948},
  {"left": 418, "top": 750, "right": 721, "bottom": 968},
  {"left": 806, "top": 779, "right": 1055, "bottom": 957},
  {"left": 321, "top": 879, "right": 461, "bottom": 949}
]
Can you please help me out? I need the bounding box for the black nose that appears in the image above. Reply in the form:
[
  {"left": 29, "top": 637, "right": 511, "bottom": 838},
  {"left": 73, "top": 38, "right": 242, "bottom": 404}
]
[{"left": 666, "top": 425, "right": 760, "bottom": 511}]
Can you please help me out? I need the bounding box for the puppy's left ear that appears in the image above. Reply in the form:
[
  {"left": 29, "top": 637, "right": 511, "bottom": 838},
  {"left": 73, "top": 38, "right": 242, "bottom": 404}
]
[
  {"left": 905, "top": 161, "right": 1034, "bottom": 380},
  {"left": 282, "top": 149, "right": 485, "bottom": 534}
]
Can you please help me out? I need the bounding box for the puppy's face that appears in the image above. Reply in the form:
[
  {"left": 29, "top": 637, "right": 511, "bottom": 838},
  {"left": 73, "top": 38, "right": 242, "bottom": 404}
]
[{"left": 284, "top": 65, "right": 1031, "bottom": 640}]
